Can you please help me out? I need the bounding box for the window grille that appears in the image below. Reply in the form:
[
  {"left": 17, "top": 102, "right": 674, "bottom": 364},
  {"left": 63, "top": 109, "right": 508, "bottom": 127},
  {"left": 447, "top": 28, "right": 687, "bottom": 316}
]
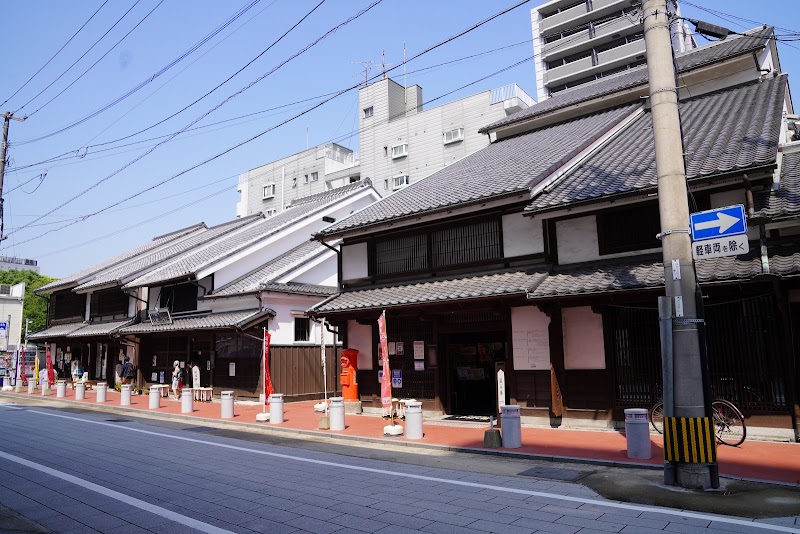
[
  {"left": 262, "top": 183, "right": 275, "bottom": 199},
  {"left": 391, "top": 144, "right": 408, "bottom": 159},
  {"left": 443, "top": 128, "right": 464, "bottom": 144}
]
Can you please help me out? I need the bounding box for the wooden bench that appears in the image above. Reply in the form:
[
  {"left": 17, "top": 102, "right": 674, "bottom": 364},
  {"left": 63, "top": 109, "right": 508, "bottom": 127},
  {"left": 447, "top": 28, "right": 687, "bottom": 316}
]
[{"left": 194, "top": 387, "right": 213, "bottom": 402}]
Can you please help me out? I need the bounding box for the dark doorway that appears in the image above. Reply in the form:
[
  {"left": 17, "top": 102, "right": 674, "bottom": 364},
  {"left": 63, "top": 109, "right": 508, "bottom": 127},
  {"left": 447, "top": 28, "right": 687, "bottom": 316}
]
[{"left": 447, "top": 331, "right": 506, "bottom": 415}]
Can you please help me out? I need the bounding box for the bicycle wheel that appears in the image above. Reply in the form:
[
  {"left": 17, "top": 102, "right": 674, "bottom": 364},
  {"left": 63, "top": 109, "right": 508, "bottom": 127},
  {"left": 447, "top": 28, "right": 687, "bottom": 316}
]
[
  {"left": 650, "top": 402, "right": 664, "bottom": 434},
  {"left": 712, "top": 399, "right": 746, "bottom": 446}
]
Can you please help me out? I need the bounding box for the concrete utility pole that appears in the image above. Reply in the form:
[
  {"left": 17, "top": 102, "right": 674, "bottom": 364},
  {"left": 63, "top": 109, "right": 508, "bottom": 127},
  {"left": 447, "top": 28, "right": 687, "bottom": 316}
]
[
  {"left": 642, "top": 0, "right": 710, "bottom": 489},
  {"left": 0, "top": 112, "right": 27, "bottom": 242}
]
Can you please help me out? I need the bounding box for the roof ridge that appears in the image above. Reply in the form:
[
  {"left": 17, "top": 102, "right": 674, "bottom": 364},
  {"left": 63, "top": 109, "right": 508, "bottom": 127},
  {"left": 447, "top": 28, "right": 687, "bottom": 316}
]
[{"left": 288, "top": 179, "right": 370, "bottom": 207}]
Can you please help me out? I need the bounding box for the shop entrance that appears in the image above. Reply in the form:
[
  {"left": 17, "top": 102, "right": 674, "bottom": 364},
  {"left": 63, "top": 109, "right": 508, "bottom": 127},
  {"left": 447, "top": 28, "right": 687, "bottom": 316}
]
[{"left": 447, "top": 331, "right": 506, "bottom": 415}]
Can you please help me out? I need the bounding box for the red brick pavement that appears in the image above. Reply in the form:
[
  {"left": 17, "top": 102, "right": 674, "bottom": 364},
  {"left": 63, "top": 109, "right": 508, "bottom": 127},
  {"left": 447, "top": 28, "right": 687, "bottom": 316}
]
[{"left": 6, "top": 387, "right": 799, "bottom": 486}]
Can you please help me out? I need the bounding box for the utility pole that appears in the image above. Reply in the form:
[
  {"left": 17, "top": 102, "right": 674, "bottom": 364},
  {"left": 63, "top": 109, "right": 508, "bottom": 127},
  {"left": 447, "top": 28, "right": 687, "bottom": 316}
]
[
  {"left": 642, "top": 0, "right": 710, "bottom": 489},
  {"left": 0, "top": 112, "right": 27, "bottom": 242}
]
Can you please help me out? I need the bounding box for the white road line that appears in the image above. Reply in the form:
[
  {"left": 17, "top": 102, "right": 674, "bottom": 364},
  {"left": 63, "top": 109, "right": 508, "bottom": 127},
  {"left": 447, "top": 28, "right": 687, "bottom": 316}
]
[
  {"left": 5, "top": 406, "right": 799, "bottom": 533},
  {"left": 0, "top": 449, "right": 233, "bottom": 534}
]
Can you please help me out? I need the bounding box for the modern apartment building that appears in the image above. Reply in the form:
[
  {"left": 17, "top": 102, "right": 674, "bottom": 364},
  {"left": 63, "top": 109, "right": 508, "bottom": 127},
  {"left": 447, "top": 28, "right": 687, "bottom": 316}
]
[
  {"left": 0, "top": 256, "right": 39, "bottom": 273},
  {"left": 237, "top": 78, "right": 534, "bottom": 217},
  {"left": 531, "top": 0, "right": 695, "bottom": 99}
]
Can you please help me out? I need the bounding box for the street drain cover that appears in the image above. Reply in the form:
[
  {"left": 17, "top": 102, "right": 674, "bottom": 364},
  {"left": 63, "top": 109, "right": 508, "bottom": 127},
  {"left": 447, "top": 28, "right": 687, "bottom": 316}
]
[
  {"left": 105, "top": 419, "right": 133, "bottom": 422},
  {"left": 518, "top": 466, "right": 589, "bottom": 482},
  {"left": 184, "top": 426, "right": 217, "bottom": 433}
]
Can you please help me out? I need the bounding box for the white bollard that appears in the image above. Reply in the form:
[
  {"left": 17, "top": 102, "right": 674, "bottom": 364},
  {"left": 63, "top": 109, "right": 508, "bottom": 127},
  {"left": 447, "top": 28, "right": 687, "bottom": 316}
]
[
  {"left": 500, "top": 405, "right": 522, "bottom": 449},
  {"left": 121, "top": 384, "right": 132, "bottom": 406},
  {"left": 269, "top": 394, "right": 284, "bottom": 424},
  {"left": 28, "top": 381, "right": 36, "bottom": 394},
  {"left": 56, "top": 380, "right": 67, "bottom": 398},
  {"left": 149, "top": 386, "right": 161, "bottom": 409},
  {"left": 181, "top": 388, "right": 193, "bottom": 414},
  {"left": 405, "top": 401, "right": 424, "bottom": 440},
  {"left": 221, "top": 391, "right": 234, "bottom": 418},
  {"left": 75, "top": 382, "right": 86, "bottom": 400},
  {"left": 329, "top": 396, "right": 345, "bottom": 431},
  {"left": 624, "top": 408, "right": 652, "bottom": 459},
  {"left": 95, "top": 383, "right": 107, "bottom": 403},
  {"left": 41, "top": 382, "right": 51, "bottom": 396}
]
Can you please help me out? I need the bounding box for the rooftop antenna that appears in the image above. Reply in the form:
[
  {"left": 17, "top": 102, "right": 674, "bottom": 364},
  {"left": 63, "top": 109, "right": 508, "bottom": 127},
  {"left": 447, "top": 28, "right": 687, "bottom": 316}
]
[{"left": 351, "top": 60, "right": 378, "bottom": 87}]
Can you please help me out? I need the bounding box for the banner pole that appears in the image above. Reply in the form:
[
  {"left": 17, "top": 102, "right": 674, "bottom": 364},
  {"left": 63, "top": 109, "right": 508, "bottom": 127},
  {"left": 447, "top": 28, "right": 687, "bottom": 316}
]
[{"left": 262, "top": 327, "right": 267, "bottom": 415}]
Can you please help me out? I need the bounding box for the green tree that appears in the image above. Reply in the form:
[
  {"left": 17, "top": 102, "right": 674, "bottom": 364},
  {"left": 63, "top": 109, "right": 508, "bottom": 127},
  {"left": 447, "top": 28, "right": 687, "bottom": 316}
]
[{"left": 0, "top": 270, "right": 57, "bottom": 336}]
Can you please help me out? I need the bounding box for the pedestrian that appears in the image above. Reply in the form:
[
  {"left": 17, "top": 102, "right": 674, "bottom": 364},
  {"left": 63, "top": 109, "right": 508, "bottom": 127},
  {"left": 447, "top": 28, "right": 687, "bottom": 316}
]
[
  {"left": 120, "top": 357, "right": 134, "bottom": 385},
  {"left": 171, "top": 360, "right": 181, "bottom": 399}
]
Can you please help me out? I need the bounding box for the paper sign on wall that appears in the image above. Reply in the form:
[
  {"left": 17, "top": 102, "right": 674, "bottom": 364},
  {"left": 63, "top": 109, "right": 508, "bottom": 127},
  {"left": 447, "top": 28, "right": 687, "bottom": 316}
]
[
  {"left": 413, "top": 341, "right": 424, "bottom": 360},
  {"left": 511, "top": 307, "right": 551, "bottom": 371},
  {"left": 414, "top": 360, "right": 425, "bottom": 371},
  {"left": 229, "top": 362, "right": 236, "bottom": 376},
  {"left": 388, "top": 342, "right": 396, "bottom": 355}
]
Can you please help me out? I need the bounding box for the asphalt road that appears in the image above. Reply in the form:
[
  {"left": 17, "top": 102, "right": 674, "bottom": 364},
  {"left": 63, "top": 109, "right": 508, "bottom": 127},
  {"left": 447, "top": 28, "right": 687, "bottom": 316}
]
[{"left": 0, "top": 401, "right": 798, "bottom": 534}]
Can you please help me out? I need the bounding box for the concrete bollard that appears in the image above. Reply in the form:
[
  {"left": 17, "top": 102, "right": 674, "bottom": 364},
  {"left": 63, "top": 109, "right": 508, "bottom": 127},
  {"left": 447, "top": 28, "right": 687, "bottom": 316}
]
[
  {"left": 181, "top": 388, "right": 193, "bottom": 414},
  {"left": 329, "top": 396, "right": 345, "bottom": 431},
  {"left": 75, "top": 382, "right": 86, "bottom": 400},
  {"left": 624, "top": 408, "right": 652, "bottom": 459},
  {"left": 405, "top": 401, "right": 423, "bottom": 440},
  {"left": 15, "top": 381, "right": 23, "bottom": 393},
  {"left": 149, "top": 386, "right": 161, "bottom": 409},
  {"left": 56, "top": 380, "right": 67, "bottom": 398},
  {"left": 221, "top": 391, "right": 234, "bottom": 419},
  {"left": 28, "top": 381, "right": 36, "bottom": 394},
  {"left": 41, "top": 382, "right": 51, "bottom": 396},
  {"left": 269, "top": 394, "right": 284, "bottom": 424},
  {"left": 500, "top": 405, "right": 522, "bottom": 449},
  {"left": 120, "top": 384, "right": 132, "bottom": 406},
  {"left": 95, "top": 383, "right": 107, "bottom": 403}
]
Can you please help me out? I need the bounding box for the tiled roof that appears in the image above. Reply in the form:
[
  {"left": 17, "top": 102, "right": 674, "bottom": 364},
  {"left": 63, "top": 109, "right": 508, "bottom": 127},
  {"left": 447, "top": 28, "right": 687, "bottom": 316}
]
[
  {"left": 481, "top": 26, "right": 774, "bottom": 133},
  {"left": 318, "top": 105, "right": 637, "bottom": 237},
  {"left": 27, "top": 322, "right": 86, "bottom": 340},
  {"left": 118, "top": 309, "right": 273, "bottom": 334},
  {"left": 210, "top": 240, "right": 330, "bottom": 297},
  {"left": 259, "top": 282, "right": 337, "bottom": 296},
  {"left": 312, "top": 270, "right": 546, "bottom": 314},
  {"left": 35, "top": 223, "right": 208, "bottom": 294},
  {"left": 530, "top": 243, "right": 800, "bottom": 299},
  {"left": 526, "top": 75, "right": 786, "bottom": 214},
  {"left": 753, "top": 151, "right": 800, "bottom": 219},
  {"left": 67, "top": 319, "right": 134, "bottom": 338},
  {"left": 288, "top": 179, "right": 369, "bottom": 207},
  {"left": 126, "top": 182, "right": 372, "bottom": 289},
  {"left": 72, "top": 216, "right": 259, "bottom": 292}
]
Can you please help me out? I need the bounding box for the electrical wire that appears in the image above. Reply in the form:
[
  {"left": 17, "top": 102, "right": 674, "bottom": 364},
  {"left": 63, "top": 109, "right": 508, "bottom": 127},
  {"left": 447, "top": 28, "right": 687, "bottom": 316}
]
[
  {"left": 1, "top": 0, "right": 110, "bottom": 108},
  {"left": 13, "top": 0, "right": 265, "bottom": 143},
  {"left": 13, "top": 0, "right": 143, "bottom": 114},
  {"left": 5, "top": 0, "right": 534, "bottom": 249}
]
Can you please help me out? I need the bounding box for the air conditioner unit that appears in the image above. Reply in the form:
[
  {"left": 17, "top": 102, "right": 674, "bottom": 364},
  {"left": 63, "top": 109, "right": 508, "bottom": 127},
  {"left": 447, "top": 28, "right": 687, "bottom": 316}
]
[
  {"left": 148, "top": 308, "right": 173, "bottom": 326},
  {"left": 0, "top": 284, "right": 11, "bottom": 295}
]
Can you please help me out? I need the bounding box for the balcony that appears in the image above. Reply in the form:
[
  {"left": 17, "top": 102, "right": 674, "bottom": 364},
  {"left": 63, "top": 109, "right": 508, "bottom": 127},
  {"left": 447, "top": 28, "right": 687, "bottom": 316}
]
[
  {"left": 594, "top": 14, "right": 640, "bottom": 42},
  {"left": 597, "top": 38, "right": 646, "bottom": 66},
  {"left": 543, "top": 55, "right": 594, "bottom": 85},
  {"left": 491, "top": 83, "right": 536, "bottom": 115},
  {"left": 541, "top": 2, "right": 589, "bottom": 34},
  {"left": 543, "top": 27, "right": 590, "bottom": 56}
]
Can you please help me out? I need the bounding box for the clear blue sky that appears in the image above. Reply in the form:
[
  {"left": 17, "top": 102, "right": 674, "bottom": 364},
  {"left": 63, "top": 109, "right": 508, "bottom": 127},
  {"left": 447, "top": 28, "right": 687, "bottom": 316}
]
[{"left": 0, "top": 0, "right": 797, "bottom": 278}]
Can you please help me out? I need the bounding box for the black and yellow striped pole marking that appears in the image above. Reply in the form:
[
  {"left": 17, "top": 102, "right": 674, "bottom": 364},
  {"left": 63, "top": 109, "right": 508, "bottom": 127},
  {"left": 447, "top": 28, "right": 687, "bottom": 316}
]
[{"left": 663, "top": 417, "right": 716, "bottom": 463}]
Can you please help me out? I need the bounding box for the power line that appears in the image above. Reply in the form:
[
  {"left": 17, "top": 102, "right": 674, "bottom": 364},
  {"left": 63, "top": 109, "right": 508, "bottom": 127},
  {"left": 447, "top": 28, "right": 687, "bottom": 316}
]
[
  {"left": 13, "top": 0, "right": 143, "bottom": 114},
  {"left": 13, "top": 0, "right": 265, "bottom": 143},
  {"left": 1, "top": 0, "right": 110, "bottom": 108},
  {"left": 5, "top": 0, "right": 534, "bottom": 250},
  {"left": 8, "top": 38, "right": 534, "bottom": 174},
  {"left": 20, "top": 0, "right": 166, "bottom": 119},
  {"left": 6, "top": 0, "right": 378, "bottom": 240}
]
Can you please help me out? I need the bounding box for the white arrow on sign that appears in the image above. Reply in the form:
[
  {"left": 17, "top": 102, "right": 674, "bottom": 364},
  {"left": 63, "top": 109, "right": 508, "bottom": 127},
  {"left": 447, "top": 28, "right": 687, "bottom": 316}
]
[{"left": 694, "top": 212, "right": 739, "bottom": 234}]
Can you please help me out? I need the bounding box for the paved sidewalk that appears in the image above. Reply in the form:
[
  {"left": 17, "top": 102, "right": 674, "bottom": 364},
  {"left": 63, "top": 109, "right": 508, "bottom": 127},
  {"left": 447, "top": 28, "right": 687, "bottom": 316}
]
[{"left": 2, "top": 387, "right": 799, "bottom": 486}]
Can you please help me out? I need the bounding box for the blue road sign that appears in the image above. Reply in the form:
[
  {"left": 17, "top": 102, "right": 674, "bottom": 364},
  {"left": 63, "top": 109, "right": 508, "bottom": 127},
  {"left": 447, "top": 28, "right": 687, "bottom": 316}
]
[
  {"left": 0, "top": 322, "right": 6, "bottom": 331},
  {"left": 690, "top": 204, "right": 747, "bottom": 242}
]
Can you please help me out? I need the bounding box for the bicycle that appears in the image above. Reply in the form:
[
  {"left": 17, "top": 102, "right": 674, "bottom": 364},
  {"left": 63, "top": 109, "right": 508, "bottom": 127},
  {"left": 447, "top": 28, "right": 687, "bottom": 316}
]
[{"left": 650, "top": 399, "right": 746, "bottom": 447}]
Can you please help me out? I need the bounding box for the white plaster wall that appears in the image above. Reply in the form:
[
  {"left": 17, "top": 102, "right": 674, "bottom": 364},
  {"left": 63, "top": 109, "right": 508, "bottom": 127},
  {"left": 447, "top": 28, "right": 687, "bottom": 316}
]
[
  {"left": 346, "top": 320, "right": 373, "bottom": 371},
  {"left": 503, "top": 214, "right": 544, "bottom": 257},
  {"left": 0, "top": 297, "right": 24, "bottom": 349},
  {"left": 263, "top": 294, "right": 334, "bottom": 346},
  {"left": 556, "top": 216, "right": 599, "bottom": 264},
  {"left": 562, "top": 306, "right": 606, "bottom": 370},
  {"left": 342, "top": 242, "right": 368, "bottom": 281},
  {"left": 289, "top": 258, "right": 338, "bottom": 287}
]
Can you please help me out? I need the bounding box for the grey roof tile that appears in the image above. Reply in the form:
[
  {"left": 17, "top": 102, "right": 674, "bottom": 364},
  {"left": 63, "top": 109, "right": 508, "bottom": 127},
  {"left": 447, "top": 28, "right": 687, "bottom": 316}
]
[
  {"left": 318, "top": 105, "right": 637, "bottom": 237},
  {"left": 312, "top": 270, "right": 546, "bottom": 314},
  {"left": 526, "top": 75, "right": 786, "bottom": 214},
  {"left": 482, "top": 26, "right": 774, "bottom": 133},
  {"left": 73, "top": 216, "right": 261, "bottom": 292},
  {"left": 259, "top": 282, "right": 337, "bottom": 296},
  {"left": 210, "top": 240, "right": 329, "bottom": 297},
  {"left": 27, "top": 322, "right": 86, "bottom": 340},
  {"left": 530, "top": 242, "right": 800, "bottom": 299},
  {"left": 118, "top": 309, "right": 272, "bottom": 334},
  {"left": 125, "top": 182, "right": 372, "bottom": 289},
  {"left": 753, "top": 151, "right": 800, "bottom": 219},
  {"left": 35, "top": 223, "right": 208, "bottom": 294},
  {"left": 67, "top": 319, "right": 134, "bottom": 338}
]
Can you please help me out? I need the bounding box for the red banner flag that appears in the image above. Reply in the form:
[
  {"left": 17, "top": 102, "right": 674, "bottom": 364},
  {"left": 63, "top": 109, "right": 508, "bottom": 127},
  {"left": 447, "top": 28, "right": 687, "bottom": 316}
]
[
  {"left": 264, "top": 330, "right": 273, "bottom": 405},
  {"left": 378, "top": 311, "right": 391, "bottom": 413},
  {"left": 45, "top": 345, "right": 55, "bottom": 386},
  {"left": 19, "top": 346, "right": 27, "bottom": 386}
]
